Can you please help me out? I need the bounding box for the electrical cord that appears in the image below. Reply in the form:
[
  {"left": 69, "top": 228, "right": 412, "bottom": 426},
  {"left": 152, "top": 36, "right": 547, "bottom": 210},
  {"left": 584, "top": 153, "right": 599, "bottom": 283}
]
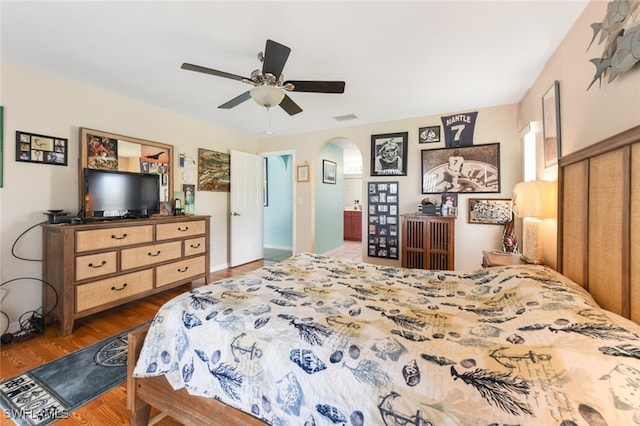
[
  {"left": 1, "top": 219, "right": 60, "bottom": 344},
  {"left": 11, "top": 220, "right": 48, "bottom": 261},
  {"left": 0, "top": 277, "right": 59, "bottom": 344}
]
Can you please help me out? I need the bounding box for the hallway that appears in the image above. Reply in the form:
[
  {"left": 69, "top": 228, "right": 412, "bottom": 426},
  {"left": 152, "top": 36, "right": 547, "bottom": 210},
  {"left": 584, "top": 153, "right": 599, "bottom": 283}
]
[{"left": 264, "top": 240, "right": 362, "bottom": 264}]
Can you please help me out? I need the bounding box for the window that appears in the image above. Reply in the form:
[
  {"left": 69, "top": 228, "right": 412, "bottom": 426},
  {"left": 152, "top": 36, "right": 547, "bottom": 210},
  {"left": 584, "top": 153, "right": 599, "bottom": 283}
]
[{"left": 521, "top": 122, "right": 537, "bottom": 182}]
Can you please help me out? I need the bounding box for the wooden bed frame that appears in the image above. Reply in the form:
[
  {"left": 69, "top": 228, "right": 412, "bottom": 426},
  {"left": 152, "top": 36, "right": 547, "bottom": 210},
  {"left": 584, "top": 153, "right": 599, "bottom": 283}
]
[
  {"left": 127, "top": 324, "right": 267, "bottom": 426},
  {"left": 128, "top": 124, "right": 640, "bottom": 425},
  {"left": 557, "top": 124, "right": 640, "bottom": 324}
]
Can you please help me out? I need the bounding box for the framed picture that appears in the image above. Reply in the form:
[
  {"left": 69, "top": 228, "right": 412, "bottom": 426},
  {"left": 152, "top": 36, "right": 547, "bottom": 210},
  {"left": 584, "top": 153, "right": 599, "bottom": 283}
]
[
  {"left": 419, "top": 126, "right": 440, "bottom": 143},
  {"left": 468, "top": 198, "right": 512, "bottom": 224},
  {"left": 198, "top": 148, "right": 230, "bottom": 192},
  {"left": 367, "top": 181, "right": 399, "bottom": 259},
  {"left": 16, "top": 131, "right": 68, "bottom": 166},
  {"left": 441, "top": 192, "right": 458, "bottom": 217},
  {"left": 370, "top": 132, "right": 408, "bottom": 176},
  {"left": 297, "top": 164, "right": 309, "bottom": 182},
  {"left": 421, "top": 143, "right": 500, "bottom": 194},
  {"left": 542, "top": 80, "right": 561, "bottom": 168},
  {"left": 323, "top": 160, "right": 336, "bottom": 184}
]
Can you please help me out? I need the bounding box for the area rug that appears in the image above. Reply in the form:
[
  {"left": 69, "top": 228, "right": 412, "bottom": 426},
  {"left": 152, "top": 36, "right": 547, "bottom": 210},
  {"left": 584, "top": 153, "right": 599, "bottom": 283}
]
[{"left": 0, "top": 322, "right": 149, "bottom": 426}]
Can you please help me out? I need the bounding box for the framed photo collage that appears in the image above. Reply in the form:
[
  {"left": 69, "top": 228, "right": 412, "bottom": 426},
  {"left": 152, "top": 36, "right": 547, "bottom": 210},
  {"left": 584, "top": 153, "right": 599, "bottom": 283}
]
[{"left": 367, "top": 181, "right": 399, "bottom": 259}]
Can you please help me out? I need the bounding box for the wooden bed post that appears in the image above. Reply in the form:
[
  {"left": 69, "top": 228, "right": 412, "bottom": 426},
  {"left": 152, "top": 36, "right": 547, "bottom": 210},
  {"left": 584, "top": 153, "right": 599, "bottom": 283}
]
[{"left": 127, "top": 325, "right": 153, "bottom": 426}]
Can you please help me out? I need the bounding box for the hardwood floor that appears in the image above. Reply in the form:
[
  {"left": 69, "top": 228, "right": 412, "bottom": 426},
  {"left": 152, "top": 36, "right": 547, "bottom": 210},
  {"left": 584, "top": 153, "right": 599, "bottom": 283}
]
[{"left": 0, "top": 260, "right": 265, "bottom": 426}]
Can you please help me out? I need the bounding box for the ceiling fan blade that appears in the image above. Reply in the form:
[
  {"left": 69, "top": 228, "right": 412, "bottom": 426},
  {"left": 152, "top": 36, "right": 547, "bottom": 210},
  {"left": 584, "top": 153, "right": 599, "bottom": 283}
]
[
  {"left": 284, "top": 80, "right": 346, "bottom": 93},
  {"left": 262, "top": 39, "right": 291, "bottom": 79},
  {"left": 218, "top": 91, "right": 251, "bottom": 109},
  {"left": 279, "top": 94, "right": 303, "bottom": 116},
  {"left": 181, "top": 63, "right": 249, "bottom": 82}
]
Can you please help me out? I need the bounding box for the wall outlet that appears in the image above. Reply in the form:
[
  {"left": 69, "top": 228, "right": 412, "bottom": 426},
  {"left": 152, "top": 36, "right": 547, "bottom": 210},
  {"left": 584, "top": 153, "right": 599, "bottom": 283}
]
[{"left": 0, "top": 289, "right": 6, "bottom": 302}]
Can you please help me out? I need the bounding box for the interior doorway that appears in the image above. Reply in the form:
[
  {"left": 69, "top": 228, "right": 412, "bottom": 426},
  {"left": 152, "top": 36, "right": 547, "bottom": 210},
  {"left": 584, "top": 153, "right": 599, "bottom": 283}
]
[
  {"left": 262, "top": 151, "right": 294, "bottom": 262},
  {"left": 315, "top": 138, "right": 363, "bottom": 261}
]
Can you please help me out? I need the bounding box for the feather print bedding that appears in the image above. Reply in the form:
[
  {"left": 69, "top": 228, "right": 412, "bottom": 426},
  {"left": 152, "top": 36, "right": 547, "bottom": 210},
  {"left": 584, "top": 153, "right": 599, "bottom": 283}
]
[{"left": 133, "top": 253, "right": 640, "bottom": 425}]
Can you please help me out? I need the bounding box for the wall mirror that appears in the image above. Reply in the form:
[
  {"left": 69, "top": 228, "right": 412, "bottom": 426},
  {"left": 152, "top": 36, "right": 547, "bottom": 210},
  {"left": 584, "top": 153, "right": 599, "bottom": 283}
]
[{"left": 79, "top": 127, "right": 174, "bottom": 216}]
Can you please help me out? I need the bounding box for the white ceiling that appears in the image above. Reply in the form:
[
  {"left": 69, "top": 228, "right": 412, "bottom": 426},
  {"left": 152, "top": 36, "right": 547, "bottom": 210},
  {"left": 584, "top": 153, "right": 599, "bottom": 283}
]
[{"left": 1, "top": 1, "right": 589, "bottom": 139}]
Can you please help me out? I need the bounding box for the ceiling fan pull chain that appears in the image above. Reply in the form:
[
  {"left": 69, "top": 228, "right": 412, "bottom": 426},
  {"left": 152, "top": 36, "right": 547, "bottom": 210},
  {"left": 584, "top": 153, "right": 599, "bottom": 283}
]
[{"left": 266, "top": 106, "right": 273, "bottom": 135}]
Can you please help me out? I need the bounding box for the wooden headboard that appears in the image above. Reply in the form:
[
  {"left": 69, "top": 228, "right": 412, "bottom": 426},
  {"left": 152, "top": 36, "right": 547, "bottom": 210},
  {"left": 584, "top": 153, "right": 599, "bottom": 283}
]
[{"left": 558, "top": 124, "right": 640, "bottom": 324}]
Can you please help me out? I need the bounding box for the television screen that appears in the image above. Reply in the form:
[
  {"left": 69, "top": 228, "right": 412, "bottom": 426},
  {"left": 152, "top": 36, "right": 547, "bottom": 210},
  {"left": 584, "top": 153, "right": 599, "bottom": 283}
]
[{"left": 83, "top": 168, "right": 160, "bottom": 219}]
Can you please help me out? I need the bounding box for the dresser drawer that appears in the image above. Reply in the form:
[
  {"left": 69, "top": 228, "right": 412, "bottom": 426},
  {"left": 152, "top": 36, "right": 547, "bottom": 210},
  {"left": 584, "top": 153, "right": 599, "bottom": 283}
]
[
  {"left": 121, "top": 241, "right": 182, "bottom": 270},
  {"left": 76, "top": 225, "right": 153, "bottom": 252},
  {"left": 156, "top": 220, "right": 206, "bottom": 240},
  {"left": 156, "top": 256, "right": 205, "bottom": 287},
  {"left": 76, "top": 251, "right": 117, "bottom": 281},
  {"left": 184, "top": 237, "right": 206, "bottom": 256},
  {"left": 76, "top": 269, "right": 153, "bottom": 312}
]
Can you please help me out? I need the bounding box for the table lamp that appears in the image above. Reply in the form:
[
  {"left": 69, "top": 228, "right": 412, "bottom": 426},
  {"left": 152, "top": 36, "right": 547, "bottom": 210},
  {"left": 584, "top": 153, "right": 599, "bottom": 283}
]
[{"left": 511, "top": 180, "right": 557, "bottom": 264}]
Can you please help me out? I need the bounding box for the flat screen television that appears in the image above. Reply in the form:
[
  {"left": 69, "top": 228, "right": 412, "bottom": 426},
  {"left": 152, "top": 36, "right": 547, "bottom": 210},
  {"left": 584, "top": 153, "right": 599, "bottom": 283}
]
[{"left": 82, "top": 168, "right": 160, "bottom": 219}]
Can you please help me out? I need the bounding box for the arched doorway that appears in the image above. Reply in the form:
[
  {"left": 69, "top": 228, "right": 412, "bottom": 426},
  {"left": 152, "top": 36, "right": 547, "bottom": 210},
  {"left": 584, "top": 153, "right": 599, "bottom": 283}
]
[{"left": 313, "top": 137, "right": 363, "bottom": 261}]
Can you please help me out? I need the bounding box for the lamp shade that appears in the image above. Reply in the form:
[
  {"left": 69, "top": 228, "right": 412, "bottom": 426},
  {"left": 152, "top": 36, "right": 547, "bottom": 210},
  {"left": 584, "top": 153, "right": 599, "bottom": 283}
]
[
  {"left": 512, "top": 180, "right": 557, "bottom": 219},
  {"left": 250, "top": 85, "right": 285, "bottom": 108}
]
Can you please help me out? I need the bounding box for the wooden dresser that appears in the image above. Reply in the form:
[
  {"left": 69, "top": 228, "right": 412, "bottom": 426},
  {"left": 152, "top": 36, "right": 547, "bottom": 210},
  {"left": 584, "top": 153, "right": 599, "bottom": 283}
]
[
  {"left": 401, "top": 214, "right": 455, "bottom": 270},
  {"left": 42, "top": 215, "right": 210, "bottom": 335}
]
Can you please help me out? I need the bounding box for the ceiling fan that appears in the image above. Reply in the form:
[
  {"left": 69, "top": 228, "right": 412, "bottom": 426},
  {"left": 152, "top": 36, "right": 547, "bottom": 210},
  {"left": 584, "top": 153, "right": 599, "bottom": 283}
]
[{"left": 181, "top": 39, "right": 345, "bottom": 116}]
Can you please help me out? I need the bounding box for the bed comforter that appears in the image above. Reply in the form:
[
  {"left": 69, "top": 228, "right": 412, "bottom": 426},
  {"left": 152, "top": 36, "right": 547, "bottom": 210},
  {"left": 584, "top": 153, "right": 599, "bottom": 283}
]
[{"left": 133, "top": 253, "right": 640, "bottom": 425}]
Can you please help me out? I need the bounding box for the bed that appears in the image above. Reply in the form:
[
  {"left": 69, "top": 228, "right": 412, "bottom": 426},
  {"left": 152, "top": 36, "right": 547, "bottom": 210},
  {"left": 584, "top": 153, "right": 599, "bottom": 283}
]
[{"left": 128, "top": 125, "right": 640, "bottom": 425}]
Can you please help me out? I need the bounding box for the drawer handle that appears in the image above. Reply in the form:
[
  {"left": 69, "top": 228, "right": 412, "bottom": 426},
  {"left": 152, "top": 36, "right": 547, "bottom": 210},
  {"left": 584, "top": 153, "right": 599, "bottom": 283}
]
[
  {"left": 111, "top": 283, "right": 128, "bottom": 291},
  {"left": 190, "top": 243, "right": 201, "bottom": 249},
  {"left": 111, "top": 233, "right": 128, "bottom": 240},
  {"left": 177, "top": 226, "right": 189, "bottom": 232},
  {"left": 177, "top": 266, "right": 189, "bottom": 273},
  {"left": 88, "top": 260, "right": 107, "bottom": 268},
  {"left": 148, "top": 250, "right": 161, "bottom": 257}
]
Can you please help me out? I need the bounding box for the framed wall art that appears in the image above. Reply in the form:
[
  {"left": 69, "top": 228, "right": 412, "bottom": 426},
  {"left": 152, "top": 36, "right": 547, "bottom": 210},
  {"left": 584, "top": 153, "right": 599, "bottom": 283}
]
[
  {"left": 16, "top": 131, "right": 68, "bottom": 166},
  {"left": 421, "top": 143, "right": 500, "bottom": 194},
  {"left": 296, "top": 164, "right": 309, "bottom": 182},
  {"left": 468, "top": 198, "right": 512, "bottom": 224},
  {"left": 418, "top": 126, "right": 440, "bottom": 143},
  {"left": 542, "top": 80, "right": 561, "bottom": 168},
  {"left": 198, "top": 148, "right": 230, "bottom": 192},
  {"left": 367, "top": 181, "right": 399, "bottom": 259},
  {"left": 441, "top": 192, "right": 458, "bottom": 217},
  {"left": 370, "top": 132, "right": 408, "bottom": 176},
  {"left": 323, "top": 160, "right": 336, "bottom": 184}
]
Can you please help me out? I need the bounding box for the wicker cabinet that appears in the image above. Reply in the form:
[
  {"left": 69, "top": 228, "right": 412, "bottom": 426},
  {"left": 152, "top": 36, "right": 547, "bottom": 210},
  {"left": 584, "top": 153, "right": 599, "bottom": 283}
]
[
  {"left": 344, "top": 210, "right": 362, "bottom": 241},
  {"left": 42, "top": 216, "right": 210, "bottom": 335},
  {"left": 401, "top": 214, "right": 455, "bottom": 270}
]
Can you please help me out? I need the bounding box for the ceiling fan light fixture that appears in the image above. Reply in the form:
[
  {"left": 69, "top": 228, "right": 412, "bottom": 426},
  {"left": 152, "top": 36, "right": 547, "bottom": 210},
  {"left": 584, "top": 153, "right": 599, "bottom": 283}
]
[{"left": 250, "top": 85, "right": 285, "bottom": 108}]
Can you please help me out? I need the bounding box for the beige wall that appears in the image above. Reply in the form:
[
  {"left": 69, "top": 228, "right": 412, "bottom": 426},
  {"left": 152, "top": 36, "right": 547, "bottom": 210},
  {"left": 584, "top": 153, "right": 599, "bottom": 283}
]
[
  {"left": 517, "top": 0, "right": 640, "bottom": 267},
  {"left": 0, "top": 61, "right": 259, "bottom": 331},
  {"left": 259, "top": 103, "right": 522, "bottom": 271}
]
